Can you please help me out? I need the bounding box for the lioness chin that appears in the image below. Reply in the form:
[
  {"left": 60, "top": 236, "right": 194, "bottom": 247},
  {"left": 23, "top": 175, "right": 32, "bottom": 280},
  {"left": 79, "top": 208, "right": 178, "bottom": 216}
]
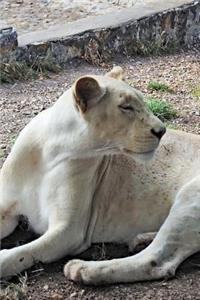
[{"left": 0, "top": 67, "right": 200, "bottom": 285}]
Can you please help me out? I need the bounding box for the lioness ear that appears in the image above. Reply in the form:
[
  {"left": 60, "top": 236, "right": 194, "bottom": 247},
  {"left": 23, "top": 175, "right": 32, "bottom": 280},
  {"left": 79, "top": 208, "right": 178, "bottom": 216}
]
[
  {"left": 73, "top": 76, "right": 106, "bottom": 113},
  {"left": 105, "top": 66, "right": 124, "bottom": 80}
]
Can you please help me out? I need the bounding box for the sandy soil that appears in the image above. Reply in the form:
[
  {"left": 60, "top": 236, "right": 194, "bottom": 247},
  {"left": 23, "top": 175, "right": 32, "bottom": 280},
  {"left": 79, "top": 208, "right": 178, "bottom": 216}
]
[
  {"left": 0, "top": 0, "right": 140, "bottom": 35},
  {"left": 0, "top": 51, "right": 200, "bottom": 299}
]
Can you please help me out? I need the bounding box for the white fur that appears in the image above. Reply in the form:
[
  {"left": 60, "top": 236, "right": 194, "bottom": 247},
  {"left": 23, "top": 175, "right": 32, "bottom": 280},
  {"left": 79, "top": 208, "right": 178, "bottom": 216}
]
[{"left": 0, "top": 68, "right": 200, "bottom": 285}]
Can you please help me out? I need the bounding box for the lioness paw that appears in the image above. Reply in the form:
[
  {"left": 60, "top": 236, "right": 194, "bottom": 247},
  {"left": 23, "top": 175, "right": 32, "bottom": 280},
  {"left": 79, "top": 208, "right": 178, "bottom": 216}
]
[
  {"left": 64, "top": 259, "right": 89, "bottom": 283},
  {"left": 128, "top": 232, "right": 157, "bottom": 253},
  {"left": 64, "top": 259, "right": 107, "bottom": 285},
  {"left": 64, "top": 259, "right": 118, "bottom": 285}
]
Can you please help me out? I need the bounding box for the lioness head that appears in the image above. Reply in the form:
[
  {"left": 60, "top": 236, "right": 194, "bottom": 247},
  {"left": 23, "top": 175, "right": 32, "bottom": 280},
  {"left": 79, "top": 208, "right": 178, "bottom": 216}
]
[{"left": 72, "top": 66, "right": 165, "bottom": 158}]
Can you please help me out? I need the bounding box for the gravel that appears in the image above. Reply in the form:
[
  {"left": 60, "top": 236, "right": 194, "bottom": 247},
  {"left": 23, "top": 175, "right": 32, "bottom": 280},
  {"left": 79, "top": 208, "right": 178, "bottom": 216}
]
[{"left": 0, "top": 0, "right": 140, "bottom": 34}]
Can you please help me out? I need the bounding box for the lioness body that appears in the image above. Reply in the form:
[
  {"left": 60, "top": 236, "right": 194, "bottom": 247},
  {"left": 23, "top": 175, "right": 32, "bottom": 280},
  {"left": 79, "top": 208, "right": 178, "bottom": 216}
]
[
  {"left": 92, "top": 130, "right": 200, "bottom": 244},
  {"left": 0, "top": 67, "right": 200, "bottom": 284},
  {"left": 1, "top": 129, "right": 199, "bottom": 243}
]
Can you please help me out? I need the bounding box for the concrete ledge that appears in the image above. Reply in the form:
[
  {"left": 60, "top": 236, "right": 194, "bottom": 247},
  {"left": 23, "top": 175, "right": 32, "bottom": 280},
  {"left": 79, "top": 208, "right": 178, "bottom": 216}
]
[
  {"left": 1, "top": 0, "right": 199, "bottom": 66},
  {"left": 18, "top": 0, "right": 195, "bottom": 46}
]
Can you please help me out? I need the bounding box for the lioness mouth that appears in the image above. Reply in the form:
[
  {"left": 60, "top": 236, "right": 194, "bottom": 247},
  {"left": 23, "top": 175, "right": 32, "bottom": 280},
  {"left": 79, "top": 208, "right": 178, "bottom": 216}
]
[{"left": 123, "top": 148, "right": 155, "bottom": 156}]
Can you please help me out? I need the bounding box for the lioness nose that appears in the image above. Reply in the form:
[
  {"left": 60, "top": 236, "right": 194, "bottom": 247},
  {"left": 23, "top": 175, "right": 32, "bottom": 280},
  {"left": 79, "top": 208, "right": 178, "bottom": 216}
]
[{"left": 151, "top": 127, "right": 166, "bottom": 140}]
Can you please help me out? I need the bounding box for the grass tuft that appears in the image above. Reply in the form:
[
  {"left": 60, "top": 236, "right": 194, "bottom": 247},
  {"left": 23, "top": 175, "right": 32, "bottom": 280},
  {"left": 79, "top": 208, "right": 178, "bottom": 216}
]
[
  {"left": 0, "top": 149, "right": 4, "bottom": 159},
  {"left": 165, "top": 122, "right": 179, "bottom": 130},
  {"left": 0, "top": 53, "right": 61, "bottom": 84},
  {"left": 10, "top": 135, "right": 17, "bottom": 147},
  {"left": 192, "top": 85, "right": 200, "bottom": 100},
  {"left": 146, "top": 97, "right": 177, "bottom": 121},
  {"left": 0, "top": 62, "right": 36, "bottom": 83},
  {"left": 147, "top": 81, "right": 171, "bottom": 92},
  {"left": 0, "top": 273, "right": 28, "bottom": 300}
]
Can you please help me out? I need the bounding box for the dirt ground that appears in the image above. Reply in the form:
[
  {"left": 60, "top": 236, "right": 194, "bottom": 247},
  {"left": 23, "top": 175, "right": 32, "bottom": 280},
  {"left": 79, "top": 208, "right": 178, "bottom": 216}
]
[
  {"left": 0, "top": 51, "right": 200, "bottom": 299},
  {"left": 0, "top": 0, "right": 142, "bottom": 35}
]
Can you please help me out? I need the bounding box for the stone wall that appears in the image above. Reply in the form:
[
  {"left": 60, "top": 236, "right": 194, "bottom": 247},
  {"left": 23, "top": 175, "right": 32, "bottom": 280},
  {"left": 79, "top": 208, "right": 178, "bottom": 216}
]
[{"left": 1, "top": 1, "right": 199, "bottom": 66}]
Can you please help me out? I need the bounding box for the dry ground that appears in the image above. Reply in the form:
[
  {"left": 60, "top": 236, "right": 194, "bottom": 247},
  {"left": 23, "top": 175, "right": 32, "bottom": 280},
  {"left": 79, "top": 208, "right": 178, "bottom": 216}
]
[
  {"left": 0, "top": 0, "right": 143, "bottom": 34},
  {"left": 0, "top": 51, "right": 200, "bottom": 299}
]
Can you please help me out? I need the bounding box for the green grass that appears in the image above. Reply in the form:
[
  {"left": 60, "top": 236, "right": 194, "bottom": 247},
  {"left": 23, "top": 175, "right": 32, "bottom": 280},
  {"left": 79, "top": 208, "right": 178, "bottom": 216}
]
[
  {"left": 146, "top": 97, "right": 177, "bottom": 121},
  {"left": 165, "top": 122, "right": 179, "bottom": 130},
  {"left": 147, "top": 81, "right": 171, "bottom": 92},
  {"left": 0, "top": 149, "right": 4, "bottom": 159},
  {"left": 192, "top": 85, "right": 200, "bottom": 100},
  {"left": 10, "top": 135, "right": 17, "bottom": 147}
]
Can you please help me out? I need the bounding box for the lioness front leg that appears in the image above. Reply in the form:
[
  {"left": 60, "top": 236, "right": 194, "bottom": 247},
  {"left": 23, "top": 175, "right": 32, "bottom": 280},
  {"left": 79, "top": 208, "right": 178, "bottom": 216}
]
[
  {"left": 0, "top": 224, "right": 72, "bottom": 277},
  {"left": 65, "top": 175, "right": 200, "bottom": 285},
  {"left": 0, "top": 160, "right": 99, "bottom": 278}
]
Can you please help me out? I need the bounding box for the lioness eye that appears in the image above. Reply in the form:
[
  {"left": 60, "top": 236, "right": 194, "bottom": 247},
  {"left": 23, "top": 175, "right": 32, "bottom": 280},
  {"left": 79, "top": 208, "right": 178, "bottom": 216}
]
[{"left": 118, "top": 104, "right": 135, "bottom": 113}]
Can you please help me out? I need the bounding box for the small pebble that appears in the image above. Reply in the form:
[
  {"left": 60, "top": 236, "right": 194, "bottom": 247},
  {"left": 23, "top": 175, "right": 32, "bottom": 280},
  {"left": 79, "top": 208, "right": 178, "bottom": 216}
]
[
  {"left": 43, "top": 284, "right": 49, "bottom": 291},
  {"left": 70, "top": 292, "right": 78, "bottom": 298}
]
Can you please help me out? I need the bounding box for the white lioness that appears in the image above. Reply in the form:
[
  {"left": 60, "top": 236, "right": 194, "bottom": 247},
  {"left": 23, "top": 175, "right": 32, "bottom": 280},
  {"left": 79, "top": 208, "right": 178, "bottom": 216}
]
[{"left": 0, "top": 67, "right": 200, "bottom": 285}]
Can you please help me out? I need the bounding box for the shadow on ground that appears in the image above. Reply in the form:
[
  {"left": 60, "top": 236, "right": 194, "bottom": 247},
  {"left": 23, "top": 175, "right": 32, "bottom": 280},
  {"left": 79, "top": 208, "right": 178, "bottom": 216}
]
[{"left": 1, "top": 223, "right": 200, "bottom": 300}]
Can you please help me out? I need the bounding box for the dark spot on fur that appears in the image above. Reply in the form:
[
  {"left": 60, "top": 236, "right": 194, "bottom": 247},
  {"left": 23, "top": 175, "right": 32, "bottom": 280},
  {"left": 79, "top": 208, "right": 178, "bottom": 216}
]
[
  {"left": 150, "top": 260, "right": 157, "bottom": 267},
  {"left": 19, "top": 257, "right": 24, "bottom": 262}
]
